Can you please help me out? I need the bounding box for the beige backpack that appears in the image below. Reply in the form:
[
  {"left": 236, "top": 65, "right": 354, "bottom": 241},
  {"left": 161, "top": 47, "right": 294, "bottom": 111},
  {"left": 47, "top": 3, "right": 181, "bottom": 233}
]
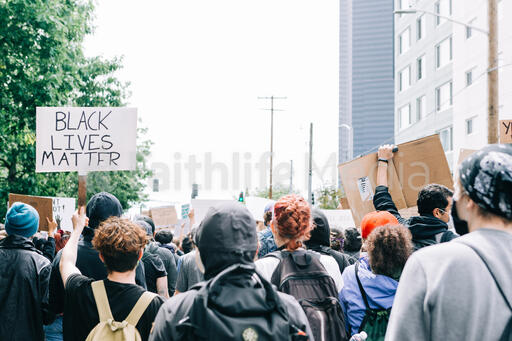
[{"left": 86, "top": 280, "right": 157, "bottom": 341}]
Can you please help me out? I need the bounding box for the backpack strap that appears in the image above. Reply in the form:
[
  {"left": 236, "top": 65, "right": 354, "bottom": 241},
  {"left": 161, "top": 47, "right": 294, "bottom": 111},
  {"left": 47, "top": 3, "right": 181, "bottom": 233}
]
[
  {"left": 125, "top": 291, "right": 158, "bottom": 326},
  {"left": 354, "top": 262, "right": 371, "bottom": 311},
  {"left": 91, "top": 280, "right": 114, "bottom": 322}
]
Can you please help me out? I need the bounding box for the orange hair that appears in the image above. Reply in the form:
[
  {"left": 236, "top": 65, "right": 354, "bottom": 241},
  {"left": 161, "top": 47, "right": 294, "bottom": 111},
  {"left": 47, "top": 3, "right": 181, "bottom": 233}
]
[{"left": 274, "top": 194, "right": 313, "bottom": 251}]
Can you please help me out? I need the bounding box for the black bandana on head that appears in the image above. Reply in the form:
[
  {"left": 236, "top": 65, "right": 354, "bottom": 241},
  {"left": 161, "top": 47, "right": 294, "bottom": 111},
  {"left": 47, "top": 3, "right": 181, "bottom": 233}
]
[{"left": 458, "top": 144, "right": 512, "bottom": 220}]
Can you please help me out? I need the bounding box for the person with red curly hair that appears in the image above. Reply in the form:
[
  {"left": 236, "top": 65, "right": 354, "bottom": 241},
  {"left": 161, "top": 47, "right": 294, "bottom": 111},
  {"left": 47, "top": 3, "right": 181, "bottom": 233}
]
[
  {"left": 255, "top": 195, "right": 346, "bottom": 340},
  {"left": 256, "top": 195, "right": 343, "bottom": 290},
  {"left": 60, "top": 209, "right": 164, "bottom": 341}
]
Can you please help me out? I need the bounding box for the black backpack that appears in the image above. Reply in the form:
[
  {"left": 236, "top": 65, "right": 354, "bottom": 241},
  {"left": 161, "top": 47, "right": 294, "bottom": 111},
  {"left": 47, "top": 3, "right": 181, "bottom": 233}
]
[
  {"left": 267, "top": 250, "right": 349, "bottom": 341},
  {"left": 355, "top": 262, "right": 391, "bottom": 341},
  {"left": 175, "top": 263, "right": 309, "bottom": 341}
]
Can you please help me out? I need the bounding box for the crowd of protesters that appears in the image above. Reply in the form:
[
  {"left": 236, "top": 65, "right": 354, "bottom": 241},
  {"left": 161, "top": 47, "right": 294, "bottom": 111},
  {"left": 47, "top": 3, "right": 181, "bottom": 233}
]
[{"left": 0, "top": 143, "right": 511, "bottom": 340}]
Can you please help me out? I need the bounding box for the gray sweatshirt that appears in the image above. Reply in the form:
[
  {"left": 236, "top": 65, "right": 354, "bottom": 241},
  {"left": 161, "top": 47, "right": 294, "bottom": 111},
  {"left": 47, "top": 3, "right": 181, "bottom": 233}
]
[{"left": 386, "top": 228, "right": 512, "bottom": 341}]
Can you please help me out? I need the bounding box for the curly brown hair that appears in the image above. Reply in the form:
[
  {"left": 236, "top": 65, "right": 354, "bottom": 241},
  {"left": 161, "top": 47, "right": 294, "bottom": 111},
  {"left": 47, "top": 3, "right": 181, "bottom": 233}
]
[
  {"left": 92, "top": 217, "right": 147, "bottom": 273},
  {"left": 274, "top": 194, "right": 313, "bottom": 251},
  {"left": 366, "top": 224, "right": 413, "bottom": 279}
]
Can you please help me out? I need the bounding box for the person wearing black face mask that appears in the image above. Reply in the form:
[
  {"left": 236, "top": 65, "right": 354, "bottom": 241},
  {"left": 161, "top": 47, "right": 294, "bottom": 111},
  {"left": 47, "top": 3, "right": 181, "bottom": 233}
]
[
  {"left": 374, "top": 145, "right": 458, "bottom": 251},
  {"left": 386, "top": 144, "right": 512, "bottom": 341}
]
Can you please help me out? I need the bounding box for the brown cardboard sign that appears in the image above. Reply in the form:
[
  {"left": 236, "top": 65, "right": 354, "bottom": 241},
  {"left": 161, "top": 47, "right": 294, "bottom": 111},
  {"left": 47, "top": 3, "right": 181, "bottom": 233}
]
[
  {"left": 457, "top": 149, "right": 477, "bottom": 166},
  {"left": 338, "top": 135, "right": 453, "bottom": 226},
  {"left": 500, "top": 120, "right": 512, "bottom": 144},
  {"left": 8, "top": 194, "right": 53, "bottom": 231},
  {"left": 149, "top": 206, "right": 178, "bottom": 229}
]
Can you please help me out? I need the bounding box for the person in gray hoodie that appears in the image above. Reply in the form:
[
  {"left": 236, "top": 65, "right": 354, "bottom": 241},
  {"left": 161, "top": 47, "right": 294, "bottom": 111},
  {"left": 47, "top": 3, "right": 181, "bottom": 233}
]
[{"left": 386, "top": 144, "right": 512, "bottom": 341}]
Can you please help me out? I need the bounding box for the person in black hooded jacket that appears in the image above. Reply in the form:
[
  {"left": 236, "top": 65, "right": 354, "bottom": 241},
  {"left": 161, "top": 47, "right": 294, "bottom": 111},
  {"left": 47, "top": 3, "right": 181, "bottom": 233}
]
[
  {"left": 149, "top": 202, "right": 312, "bottom": 341},
  {"left": 0, "top": 203, "right": 53, "bottom": 341},
  {"left": 305, "top": 209, "right": 353, "bottom": 276},
  {"left": 374, "top": 145, "right": 458, "bottom": 250}
]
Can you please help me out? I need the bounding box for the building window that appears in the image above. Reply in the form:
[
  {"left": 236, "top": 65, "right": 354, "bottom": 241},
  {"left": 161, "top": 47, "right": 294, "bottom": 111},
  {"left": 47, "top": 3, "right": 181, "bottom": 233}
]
[
  {"left": 399, "top": 27, "right": 411, "bottom": 55},
  {"left": 466, "top": 19, "right": 476, "bottom": 39},
  {"left": 416, "top": 95, "right": 426, "bottom": 122},
  {"left": 399, "top": 65, "right": 411, "bottom": 92},
  {"left": 466, "top": 117, "right": 474, "bottom": 135},
  {"left": 436, "top": 36, "right": 452, "bottom": 68},
  {"left": 466, "top": 69, "right": 473, "bottom": 86},
  {"left": 439, "top": 126, "right": 453, "bottom": 151},
  {"left": 417, "top": 55, "right": 425, "bottom": 80},
  {"left": 436, "top": 81, "right": 453, "bottom": 112},
  {"left": 399, "top": 104, "right": 411, "bottom": 130},
  {"left": 417, "top": 15, "right": 426, "bottom": 40},
  {"left": 435, "top": 0, "right": 452, "bottom": 26}
]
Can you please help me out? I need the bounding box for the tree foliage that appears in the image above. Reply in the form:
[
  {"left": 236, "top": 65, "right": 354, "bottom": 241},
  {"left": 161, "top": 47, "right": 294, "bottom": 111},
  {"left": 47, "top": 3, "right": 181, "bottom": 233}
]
[
  {"left": 315, "top": 184, "right": 344, "bottom": 209},
  {"left": 0, "top": 0, "right": 152, "bottom": 221},
  {"left": 253, "top": 184, "right": 298, "bottom": 201}
]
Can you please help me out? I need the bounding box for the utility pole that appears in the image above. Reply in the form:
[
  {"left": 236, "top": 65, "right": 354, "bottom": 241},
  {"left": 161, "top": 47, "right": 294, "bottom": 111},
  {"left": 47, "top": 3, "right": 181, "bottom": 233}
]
[
  {"left": 488, "top": 0, "right": 499, "bottom": 144},
  {"left": 289, "top": 160, "right": 293, "bottom": 193},
  {"left": 258, "top": 96, "right": 286, "bottom": 199},
  {"left": 308, "top": 123, "right": 313, "bottom": 204}
]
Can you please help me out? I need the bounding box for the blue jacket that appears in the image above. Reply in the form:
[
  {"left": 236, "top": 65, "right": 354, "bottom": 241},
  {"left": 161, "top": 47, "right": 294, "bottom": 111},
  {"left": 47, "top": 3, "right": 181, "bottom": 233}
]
[{"left": 339, "top": 254, "right": 398, "bottom": 335}]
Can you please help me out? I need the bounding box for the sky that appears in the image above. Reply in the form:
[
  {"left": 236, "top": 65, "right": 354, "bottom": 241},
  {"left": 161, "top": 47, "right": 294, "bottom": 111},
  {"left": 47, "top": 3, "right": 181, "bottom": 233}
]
[{"left": 83, "top": 0, "right": 340, "bottom": 203}]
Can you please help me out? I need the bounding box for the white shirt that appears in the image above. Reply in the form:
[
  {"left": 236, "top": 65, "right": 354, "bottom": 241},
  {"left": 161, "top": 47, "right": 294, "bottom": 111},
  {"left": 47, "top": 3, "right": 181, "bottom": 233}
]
[{"left": 255, "top": 251, "right": 344, "bottom": 292}]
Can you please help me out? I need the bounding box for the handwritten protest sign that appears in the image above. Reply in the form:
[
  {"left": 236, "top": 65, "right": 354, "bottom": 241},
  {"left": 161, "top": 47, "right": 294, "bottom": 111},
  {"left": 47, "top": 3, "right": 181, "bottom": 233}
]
[
  {"left": 52, "top": 197, "right": 76, "bottom": 232},
  {"left": 149, "top": 206, "right": 178, "bottom": 229},
  {"left": 181, "top": 204, "right": 190, "bottom": 219},
  {"left": 8, "top": 194, "right": 53, "bottom": 231},
  {"left": 500, "top": 120, "right": 512, "bottom": 144},
  {"left": 36, "top": 107, "right": 137, "bottom": 172},
  {"left": 339, "top": 135, "right": 453, "bottom": 226},
  {"left": 320, "top": 209, "right": 356, "bottom": 230}
]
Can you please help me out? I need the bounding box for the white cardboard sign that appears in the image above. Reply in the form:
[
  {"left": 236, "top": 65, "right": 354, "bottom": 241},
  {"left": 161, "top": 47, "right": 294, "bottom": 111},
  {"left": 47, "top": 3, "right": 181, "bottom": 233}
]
[
  {"left": 320, "top": 209, "right": 356, "bottom": 230},
  {"left": 36, "top": 107, "right": 137, "bottom": 172},
  {"left": 52, "top": 197, "right": 76, "bottom": 232}
]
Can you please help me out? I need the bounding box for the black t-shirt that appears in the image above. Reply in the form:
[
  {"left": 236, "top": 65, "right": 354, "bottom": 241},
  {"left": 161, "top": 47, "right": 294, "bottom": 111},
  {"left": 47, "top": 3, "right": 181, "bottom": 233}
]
[
  {"left": 141, "top": 252, "right": 167, "bottom": 294},
  {"left": 64, "top": 274, "right": 164, "bottom": 341}
]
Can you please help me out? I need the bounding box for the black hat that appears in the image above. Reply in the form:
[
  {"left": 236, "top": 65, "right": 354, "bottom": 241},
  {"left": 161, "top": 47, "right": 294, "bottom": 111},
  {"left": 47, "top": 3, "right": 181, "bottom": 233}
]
[
  {"left": 196, "top": 202, "right": 257, "bottom": 279},
  {"left": 86, "top": 192, "right": 123, "bottom": 229}
]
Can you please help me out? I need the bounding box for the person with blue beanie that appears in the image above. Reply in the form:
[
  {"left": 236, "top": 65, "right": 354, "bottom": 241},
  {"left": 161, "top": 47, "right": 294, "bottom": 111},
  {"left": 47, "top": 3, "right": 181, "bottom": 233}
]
[
  {"left": 5, "top": 201, "right": 40, "bottom": 237},
  {"left": 0, "top": 202, "right": 54, "bottom": 340}
]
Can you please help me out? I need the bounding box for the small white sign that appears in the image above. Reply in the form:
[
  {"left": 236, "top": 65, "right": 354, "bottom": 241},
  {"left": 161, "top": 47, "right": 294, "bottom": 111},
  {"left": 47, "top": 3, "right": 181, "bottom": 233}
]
[
  {"left": 36, "top": 107, "right": 137, "bottom": 172},
  {"left": 52, "top": 197, "right": 76, "bottom": 232},
  {"left": 357, "top": 176, "right": 374, "bottom": 202},
  {"left": 321, "top": 209, "right": 356, "bottom": 230}
]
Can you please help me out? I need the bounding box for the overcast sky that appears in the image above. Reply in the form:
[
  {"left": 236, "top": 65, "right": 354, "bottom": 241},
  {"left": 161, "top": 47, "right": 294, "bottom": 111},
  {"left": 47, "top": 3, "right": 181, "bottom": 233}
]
[{"left": 84, "top": 0, "right": 340, "bottom": 203}]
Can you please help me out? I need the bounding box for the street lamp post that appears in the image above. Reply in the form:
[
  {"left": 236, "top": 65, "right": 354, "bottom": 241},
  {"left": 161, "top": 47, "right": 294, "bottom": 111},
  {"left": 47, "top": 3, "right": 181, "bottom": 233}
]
[
  {"left": 339, "top": 124, "right": 353, "bottom": 162},
  {"left": 395, "top": 4, "right": 498, "bottom": 144}
]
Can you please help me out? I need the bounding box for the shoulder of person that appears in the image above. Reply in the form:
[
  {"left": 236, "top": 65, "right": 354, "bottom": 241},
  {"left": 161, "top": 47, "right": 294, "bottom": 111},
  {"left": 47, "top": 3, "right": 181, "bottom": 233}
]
[
  {"left": 158, "top": 290, "right": 196, "bottom": 317},
  {"left": 65, "top": 273, "right": 94, "bottom": 292},
  {"left": 319, "top": 253, "right": 341, "bottom": 272}
]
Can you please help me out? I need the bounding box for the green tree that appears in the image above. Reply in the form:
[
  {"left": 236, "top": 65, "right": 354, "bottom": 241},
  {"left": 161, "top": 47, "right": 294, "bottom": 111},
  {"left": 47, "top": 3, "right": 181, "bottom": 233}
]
[
  {"left": 0, "top": 0, "right": 152, "bottom": 221},
  {"left": 254, "top": 185, "right": 298, "bottom": 201},
  {"left": 315, "top": 184, "right": 344, "bottom": 209}
]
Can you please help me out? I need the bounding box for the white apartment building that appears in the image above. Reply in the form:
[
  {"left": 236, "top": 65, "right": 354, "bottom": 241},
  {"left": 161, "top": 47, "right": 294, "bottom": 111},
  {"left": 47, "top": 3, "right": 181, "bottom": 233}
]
[{"left": 395, "top": 0, "right": 512, "bottom": 169}]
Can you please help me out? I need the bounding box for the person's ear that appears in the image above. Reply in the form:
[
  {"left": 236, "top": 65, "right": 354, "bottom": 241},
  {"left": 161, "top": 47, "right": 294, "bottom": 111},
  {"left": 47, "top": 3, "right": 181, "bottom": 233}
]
[
  {"left": 98, "top": 253, "right": 105, "bottom": 264},
  {"left": 432, "top": 208, "right": 441, "bottom": 219},
  {"left": 138, "top": 249, "right": 143, "bottom": 261}
]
